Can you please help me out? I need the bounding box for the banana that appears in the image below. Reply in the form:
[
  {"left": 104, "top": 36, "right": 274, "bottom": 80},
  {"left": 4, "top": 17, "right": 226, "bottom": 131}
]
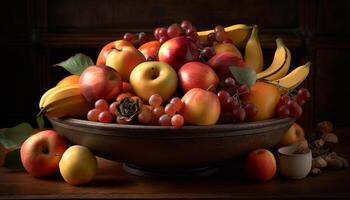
[
  {"left": 244, "top": 25, "right": 263, "bottom": 73},
  {"left": 198, "top": 24, "right": 252, "bottom": 46},
  {"left": 256, "top": 38, "right": 291, "bottom": 80},
  {"left": 45, "top": 95, "right": 91, "bottom": 118},
  {"left": 271, "top": 62, "right": 311, "bottom": 93},
  {"left": 39, "top": 84, "right": 81, "bottom": 109},
  {"left": 38, "top": 84, "right": 91, "bottom": 118}
]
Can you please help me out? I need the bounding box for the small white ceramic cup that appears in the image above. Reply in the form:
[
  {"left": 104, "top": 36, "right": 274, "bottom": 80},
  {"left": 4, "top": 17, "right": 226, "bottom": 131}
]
[{"left": 277, "top": 144, "right": 312, "bottom": 179}]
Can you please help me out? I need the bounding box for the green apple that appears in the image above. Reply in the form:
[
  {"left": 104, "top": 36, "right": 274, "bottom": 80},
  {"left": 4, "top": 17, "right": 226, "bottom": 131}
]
[
  {"left": 129, "top": 61, "right": 178, "bottom": 102},
  {"left": 59, "top": 145, "right": 97, "bottom": 186}
]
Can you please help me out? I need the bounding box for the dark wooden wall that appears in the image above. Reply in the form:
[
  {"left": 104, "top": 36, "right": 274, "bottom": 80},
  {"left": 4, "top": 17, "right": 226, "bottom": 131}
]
[{"left": 1, "top": 0, "right": 349, "bottom": 128}]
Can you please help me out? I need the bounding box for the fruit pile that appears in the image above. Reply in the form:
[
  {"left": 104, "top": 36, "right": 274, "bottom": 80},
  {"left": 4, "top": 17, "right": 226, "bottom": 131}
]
[{"left": 39, "top": 20, "right": 311, "bottom": 128}]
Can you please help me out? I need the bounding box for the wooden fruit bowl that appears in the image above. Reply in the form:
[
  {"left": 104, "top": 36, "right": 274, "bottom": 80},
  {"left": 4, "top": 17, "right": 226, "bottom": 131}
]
[{"left": 49, "top": 117, "right": 294, "bottom": 176}]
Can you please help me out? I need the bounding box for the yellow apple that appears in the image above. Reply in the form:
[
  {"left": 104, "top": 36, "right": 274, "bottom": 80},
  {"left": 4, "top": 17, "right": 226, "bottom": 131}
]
[
  {"left": 129, "top": 61, "right": 178, "bottom": 102},
  {"left": 105, "top": 46, "right": 146, "bottom": 81},
  {"left": 96, "top": 40, "right": 134, "bottom": 65},
  {"left": 214, "top": 43, "right": 242, "bottom": 58},
  {"left": 59, "top": 145, "right": 97, "bottom": 186},
  {"left": 276, "top": 123, "right": 305, "bottom": 148}
]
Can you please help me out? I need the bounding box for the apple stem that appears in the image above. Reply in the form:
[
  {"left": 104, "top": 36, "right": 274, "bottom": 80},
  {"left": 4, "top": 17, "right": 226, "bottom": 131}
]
[{"left": 111, "top": 47, "right": 122, "bottom": 52}]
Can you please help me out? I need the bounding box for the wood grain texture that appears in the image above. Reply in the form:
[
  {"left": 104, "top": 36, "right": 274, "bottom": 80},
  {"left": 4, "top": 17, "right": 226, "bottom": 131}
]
[{"left": 0, "top": 128, "right": 349, "bottom": 199}]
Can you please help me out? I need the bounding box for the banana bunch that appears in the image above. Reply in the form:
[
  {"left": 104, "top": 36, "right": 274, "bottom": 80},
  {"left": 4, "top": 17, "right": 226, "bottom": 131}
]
[
  {"left": 39, "top": 84, "right": 92, "bottom": 118},
  {"left": 198, "top": 24, "right": 252, "bottom": 46},
  {"left": 243, "top": 28, "right": 310, "bottom": 92}
]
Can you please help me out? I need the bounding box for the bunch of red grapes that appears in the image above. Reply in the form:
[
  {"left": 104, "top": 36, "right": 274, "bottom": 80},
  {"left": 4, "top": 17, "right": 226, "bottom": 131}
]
[
  {"left": 217, "top": 77, "right": 258, "bottom": 123},
  {"left": 148, "top": 94, "right": 185, "bottom": 128},
  {"left": 123, "top": 20, "right": 239, "bottom": 63},
  {"left": 87, "top": 99, "right": 114, "bottom": 123},
  {"left": 207, "top": 25, "right": 233, "bottom": 44},
  {"left": 153, "top": 20, "right": 198, "bottom": 44},
  {"left": 275, "top": 88, "right": 311, "bottom": 118},
  {"left": 123, "top": 32, "right": 149, "bottom": 48},
  {"left": 86, "top": 93, "right": 185, "bottom": 128}
]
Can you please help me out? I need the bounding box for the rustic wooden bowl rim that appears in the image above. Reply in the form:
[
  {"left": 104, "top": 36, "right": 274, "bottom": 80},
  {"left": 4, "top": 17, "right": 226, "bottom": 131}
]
[{"left": 50, "top": 117, "right": 294, "bottom": 139}]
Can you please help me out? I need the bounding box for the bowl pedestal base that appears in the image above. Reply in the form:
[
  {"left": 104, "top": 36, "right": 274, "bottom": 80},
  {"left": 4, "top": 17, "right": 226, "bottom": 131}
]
[{"left": 122, "top": 163, "right": 218, "bottom": 177}]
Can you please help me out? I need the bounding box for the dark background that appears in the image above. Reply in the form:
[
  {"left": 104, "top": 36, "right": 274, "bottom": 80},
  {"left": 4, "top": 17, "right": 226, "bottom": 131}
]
[{"left": 0, "top": 0, "right": 349, "bottom": 128}]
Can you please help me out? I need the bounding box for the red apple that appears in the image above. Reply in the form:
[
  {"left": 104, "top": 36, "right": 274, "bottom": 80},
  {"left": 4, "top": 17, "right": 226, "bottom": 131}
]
[
  {"left": 96, "top": 40, "right": 134, "bottom": 65},
  {"left": 180, "top": 88, "right": 220, "bottom": 125},
  {"left": 80, "top": 65, "right": 122, "bottom": 104},
  {"left": 245, "top": 149, "right": 277, "bottom": 182},
  {"left": 158, "top": 36, "right": 199, "bottom": 71},
  {"left": 207, "top": 52, "right": 246, "bottom": 80},
  {"left": 178, "top": 61, "right": 219, "bottom": 93},
  {"left": 138, "top": 40, "right": 161, "bottom": 61},
  {"left": 20, "top": 130, "right": 68, "bottom": 178}
]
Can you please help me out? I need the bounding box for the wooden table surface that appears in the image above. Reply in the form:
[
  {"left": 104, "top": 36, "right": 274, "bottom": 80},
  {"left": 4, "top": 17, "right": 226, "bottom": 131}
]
[{"left": 0, "top": 128, "right": 350, "bottom": 200}]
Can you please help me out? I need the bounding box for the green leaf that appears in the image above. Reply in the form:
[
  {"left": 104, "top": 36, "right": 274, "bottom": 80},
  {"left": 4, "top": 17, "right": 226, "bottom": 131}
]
[
  {"left": 229, "top": 66, "right": 257, "bottom": 87},
  {"left": 36, "top": 115, "right": 45, "bottom": 130},
  {"left": 0, "top": 123, "right": 32, "bottom": 149},
  {"left": 3, "top": 148, "right": 24, "bottom": 170},
  {"left": 54, "top": 53, "right": 94, "bottom": 75}
]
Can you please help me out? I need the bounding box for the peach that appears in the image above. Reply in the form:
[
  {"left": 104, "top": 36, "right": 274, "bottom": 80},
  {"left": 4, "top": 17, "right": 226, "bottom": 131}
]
[
  {"left": 138, "top": 40, "right": 161, "bottom": 61},
  {"left": 180, "top": 88, "right": 220, "bottom": 125},
  {"left": 245, "top": 148, "right": 277, "bottom": 182},
  {"left": 79, "top": 65, "right": 122, "bottom": 104},
  {"left": 243, "top": 82, "right": 280, "bottom": 121},
  {"left": 20, "top": 130, "right": 68, "bottom": 178},
  {"left": 56, "top": 75, "right": 80, "bottom": 87}
]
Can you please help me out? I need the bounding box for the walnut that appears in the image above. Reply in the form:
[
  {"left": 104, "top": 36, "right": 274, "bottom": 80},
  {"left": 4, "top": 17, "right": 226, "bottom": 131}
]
[
  {"left": 327, "top": 158, "right": 343, "bottom": 170},
  {"left": 309, "top": 139, "right": 329, "bottom": 157},
  {"left": 338, "top": 156, "right": 349, "bottom": 168},
  {"left": 317, "top": 121, "right": 333, "bottom": 137},
  {"left": 322, "top": 133, "right": 338, "bottom": 143},
  {"left": 312, "top": 156, "right": 327, "bottom": 169}
]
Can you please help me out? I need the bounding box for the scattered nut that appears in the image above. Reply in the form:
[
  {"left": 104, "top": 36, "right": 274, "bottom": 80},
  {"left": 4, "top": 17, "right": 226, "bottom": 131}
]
[
  {"left": 315, "top": 139, "right": 325, "bottom": 147},
  {"left": 337, "top": 156, "right": 349, "bottom": 168},
  {"left": 309, "top": 139, "right": 329, "bottom": 157},
  {"left": 327, "top": 158, "right": 343, "bottom": 170},
  {"left": 317, "top": 121, "right": 333, "bottom": 136},
  {"left": 310, "top": 168, "right": 322, "bottom": 176},
  {"left": 324, "top": 152, "right": 337, "bottom": 162},
  {"left": 312, "top": 156, "right": 327, "bottom": 169},
  {"left": 322, "top": 133, "right": 338, "bottom": 143}
]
